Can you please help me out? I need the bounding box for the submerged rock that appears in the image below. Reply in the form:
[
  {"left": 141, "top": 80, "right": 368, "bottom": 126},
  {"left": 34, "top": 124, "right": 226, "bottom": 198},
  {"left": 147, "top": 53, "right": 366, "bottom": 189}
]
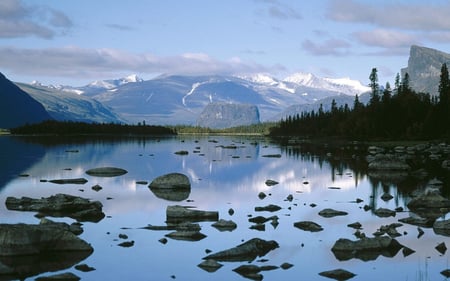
[
  {"left": 85, "top": 167, "right": 127, "bottom": 177},
  {"left": 203, "top": 238, "right": 279, "bottom": 262},
  {"left": 5, "top": 193, "right": 105, "bottom": 222},
  {"left": 149, "top": 173, "right": 191, "bottom": 201},
  {"left": 331, "top": 236, "right": 403, "bottom": 261}
]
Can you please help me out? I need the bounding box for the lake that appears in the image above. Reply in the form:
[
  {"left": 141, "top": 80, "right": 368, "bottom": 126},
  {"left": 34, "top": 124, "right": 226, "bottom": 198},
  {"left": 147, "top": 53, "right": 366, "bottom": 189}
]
[{"left": 0, "top": 135, "right": 449, "bottom": 281}]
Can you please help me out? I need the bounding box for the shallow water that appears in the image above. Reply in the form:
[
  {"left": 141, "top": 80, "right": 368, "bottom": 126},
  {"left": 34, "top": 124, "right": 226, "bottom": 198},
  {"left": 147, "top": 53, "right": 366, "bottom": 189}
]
[{"left": 0, "top": 135, "right": 449, "bottom": 281}]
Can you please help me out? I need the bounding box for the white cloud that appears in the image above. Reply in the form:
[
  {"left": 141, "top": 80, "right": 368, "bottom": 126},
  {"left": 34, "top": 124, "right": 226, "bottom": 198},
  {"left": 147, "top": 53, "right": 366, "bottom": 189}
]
[
  {"left": 302, "top": 38, "right": 351, "bottom": 56},
  {"left": 0, "top": 46, "right": 273, "bottom": 80},
  {"left": 0, "top": 0, "right": 72, "bottom": 39},
  {"left": 327, "top": 0, "right": 450, "bottom": 31},
  {"left": 353, "top": 29, "right": 419, "bottom": 48}
]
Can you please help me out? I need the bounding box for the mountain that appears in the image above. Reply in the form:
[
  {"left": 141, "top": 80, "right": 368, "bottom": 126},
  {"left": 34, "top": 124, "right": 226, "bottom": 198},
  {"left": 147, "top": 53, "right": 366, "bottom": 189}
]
[
  {"left": 16, "top": 83, "right": 125, "bottom": 124},
  {"left": 0, "top": 73, "right": 52, "bottom": 129},
  {"left": 81, "top": 73, "right": 370, "bottom": 125},
  {"left": 197, "top": 103, "right": 260, "bottom": 129},
  {"left": 401, "top": 45, "right": 450, "bottom": 96}
]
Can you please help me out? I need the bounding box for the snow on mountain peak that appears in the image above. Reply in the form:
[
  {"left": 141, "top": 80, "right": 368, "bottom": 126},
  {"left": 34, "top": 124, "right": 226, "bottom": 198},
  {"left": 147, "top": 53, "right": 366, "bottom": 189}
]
[
  {"left": 124, "top": 74, "right": 144, "bottom": 83},
  {"left": 236, "top": 73, "right": 278, "bottom": 85},
  {"left": 283, "top": 72, "right": 369, "bottom": 96},
  {"left": 324, "top": 77, "right": 370, "bottom": 94},
  {"left": 283, "top": 72, "right": 317, "bottom": 86}
]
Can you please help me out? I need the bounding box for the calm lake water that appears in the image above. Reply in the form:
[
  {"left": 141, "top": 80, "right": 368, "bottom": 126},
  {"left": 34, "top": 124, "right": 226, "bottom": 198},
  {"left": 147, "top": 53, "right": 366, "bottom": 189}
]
[{"left": 1, "top": 135, "right": 449, "bottom": 281}]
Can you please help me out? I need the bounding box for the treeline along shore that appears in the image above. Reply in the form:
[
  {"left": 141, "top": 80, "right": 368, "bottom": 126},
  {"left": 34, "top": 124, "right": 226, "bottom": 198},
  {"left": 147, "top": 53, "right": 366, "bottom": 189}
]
[{"left": 269, "top": 66, "right": 450, "bottom": 141}]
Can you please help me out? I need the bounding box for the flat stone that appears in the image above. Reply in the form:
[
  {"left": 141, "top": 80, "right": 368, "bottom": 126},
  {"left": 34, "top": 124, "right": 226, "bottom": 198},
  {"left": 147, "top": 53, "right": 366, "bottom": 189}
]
[
  {"left": 85, "top": 167, "right": 127, "bottom": 177},
  {"left": 319, "top": 268, "right": 356, "bottom": 280}
]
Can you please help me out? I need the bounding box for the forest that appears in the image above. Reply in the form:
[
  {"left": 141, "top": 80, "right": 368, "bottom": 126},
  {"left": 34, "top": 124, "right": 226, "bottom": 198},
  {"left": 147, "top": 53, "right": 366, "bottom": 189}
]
[
  {"left": 10, "top": 120, "right": 176, "bottom": 135},
  {"left": 269, "top": 64, "right": 450, "bottom": 140}
]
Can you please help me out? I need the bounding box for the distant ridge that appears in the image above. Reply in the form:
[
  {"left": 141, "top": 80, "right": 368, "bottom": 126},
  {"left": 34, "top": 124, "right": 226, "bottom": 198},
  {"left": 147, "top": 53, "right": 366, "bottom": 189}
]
[{"left": 0, "top": 73, "right": 52, "bottom": 129}]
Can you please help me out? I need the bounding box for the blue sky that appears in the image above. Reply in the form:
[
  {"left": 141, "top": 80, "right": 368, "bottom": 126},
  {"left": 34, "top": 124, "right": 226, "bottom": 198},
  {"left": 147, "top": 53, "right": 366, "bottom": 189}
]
[{"left": 1, "top": 0, "right": 450, "bottom": 86}]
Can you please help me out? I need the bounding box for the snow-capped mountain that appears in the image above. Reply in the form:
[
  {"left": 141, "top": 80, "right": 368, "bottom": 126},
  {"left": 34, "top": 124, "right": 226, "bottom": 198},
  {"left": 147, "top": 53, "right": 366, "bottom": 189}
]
[
  {"left": 16, "top": 72, "right": 370, "bottom": 127},
  {"left": 74, "top": 73, "right": 369, "bottom": 126}
]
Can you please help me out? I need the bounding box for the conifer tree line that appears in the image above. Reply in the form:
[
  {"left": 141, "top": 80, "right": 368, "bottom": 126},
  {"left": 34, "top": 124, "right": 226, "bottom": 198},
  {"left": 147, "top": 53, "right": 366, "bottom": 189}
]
[{"left": 270, "top": 64, "right": 450, "bottom": 140}]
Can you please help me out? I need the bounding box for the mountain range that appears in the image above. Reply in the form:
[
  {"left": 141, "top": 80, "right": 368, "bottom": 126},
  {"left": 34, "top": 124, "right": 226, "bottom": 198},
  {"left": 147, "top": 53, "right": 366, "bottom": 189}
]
[{"left": 1, "top": 45, "right": 447, "bottom": 129}]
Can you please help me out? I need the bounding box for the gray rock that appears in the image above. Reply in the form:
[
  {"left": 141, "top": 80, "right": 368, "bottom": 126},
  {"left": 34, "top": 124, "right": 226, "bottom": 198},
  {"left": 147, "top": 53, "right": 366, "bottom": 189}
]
[
  {"left": 433, "top": 219, "right": 450, "bottom": 237},
  {"left": 165, "top": 231, "right": 206, "bottom": 241},
  {"left": 85, "top": 167, "right": 127, "bottom": 177},
  {"left": 318, "top": 208, "right": 348, "bottom": 218},
  {"left": 373, "top": 208, "right": 396, "bottom": 218},
  {"left": 166, "top": 205, "right": 218, "bottom": 224},
  {"left": 265, "top": 179, "right": 279, "bottom": 186},
  {"left": 149, "top": 173, "right": 191, "bottom": 201},
  {"left": 399, "top": 216, "right": 434, "bottom": 228},
  {"left": 254, "top": 204, "right": 281, "bottom": 212},
  {"left": 0, "top": 223, "right": 93, "bottom": 256},
  {"left": 407, "top": 190, "right": 450, "bottom": 209},
  {"left": 5, "top": 193, "right": 105, "bottom": 222},
  {"left": 211, "top": 219, "right": 237, "bottom": 232},
  {"left": 294, "top": 221, "right": 323, "bottom": 232},
  {"left": 0, "top": 223, "right": 93, "bottom": 279},
  {"left": 49, "top": 178, "right": 88, "bottom": 184},
  {"left": 318, "top": 268, "right": 356, "bottom": 280},
  {"left": 203, "top": 238, "right": 279, "bottom": 262},
  {"left": 331, "top": 236, "right": 403, "bottom": 261},
  {"left": 197, "top": 259, "right": 223, "bottom": 273},
  {"left": 367, "top": 154, "right": 410, "bottom": 171}
]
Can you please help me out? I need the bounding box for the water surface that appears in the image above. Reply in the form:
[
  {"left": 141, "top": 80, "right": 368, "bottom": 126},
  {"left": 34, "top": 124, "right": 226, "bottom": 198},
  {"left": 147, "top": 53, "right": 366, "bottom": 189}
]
[{"left": 0, "top": 135, "right": 449, "bottom": 280}]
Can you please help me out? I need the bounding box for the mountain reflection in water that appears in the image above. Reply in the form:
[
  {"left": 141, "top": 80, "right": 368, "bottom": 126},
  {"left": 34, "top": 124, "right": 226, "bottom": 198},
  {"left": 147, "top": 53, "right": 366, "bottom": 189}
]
[{"left": 0, "top": 135, "right": 449, "bottom": 281}]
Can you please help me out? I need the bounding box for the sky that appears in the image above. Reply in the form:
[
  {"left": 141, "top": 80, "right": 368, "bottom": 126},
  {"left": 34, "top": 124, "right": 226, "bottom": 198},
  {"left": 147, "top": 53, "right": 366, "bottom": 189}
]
[{"left": 1, "top": 0, "right": 450, "bottom": 86}]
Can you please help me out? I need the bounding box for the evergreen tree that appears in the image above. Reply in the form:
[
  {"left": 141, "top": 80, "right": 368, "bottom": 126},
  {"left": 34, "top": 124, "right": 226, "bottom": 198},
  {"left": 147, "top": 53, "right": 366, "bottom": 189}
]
[
  {"left": 439, "top": 63, "right": 450, "bottom": 107},
  {"left": 369, "top": 68, "right": 380, "bottom": 104}
]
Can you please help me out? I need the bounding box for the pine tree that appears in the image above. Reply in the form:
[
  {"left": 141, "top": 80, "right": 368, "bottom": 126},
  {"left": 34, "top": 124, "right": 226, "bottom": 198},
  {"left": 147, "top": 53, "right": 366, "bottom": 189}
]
[{"left": 369, "top": 68, "right": 380, "bottom": 104}]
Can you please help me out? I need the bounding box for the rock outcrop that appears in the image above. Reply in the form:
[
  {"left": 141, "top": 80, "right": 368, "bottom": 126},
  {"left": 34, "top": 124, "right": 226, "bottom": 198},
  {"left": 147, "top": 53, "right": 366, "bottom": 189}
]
[
  {"left": 401, "top": 45, "right": 450, "bottom": 96},
  {"left": 197, "top": 103, "right": 260, "bottom": 129},
  {"left": 5, "top": 193, "right": 105, "bottom": 222}
]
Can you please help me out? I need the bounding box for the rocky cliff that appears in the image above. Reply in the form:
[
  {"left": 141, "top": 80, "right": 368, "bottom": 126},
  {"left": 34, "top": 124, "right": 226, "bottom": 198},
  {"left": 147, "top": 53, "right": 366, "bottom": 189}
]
[{"left": 401, "top": 45, "right": 450, "bottom": 96}]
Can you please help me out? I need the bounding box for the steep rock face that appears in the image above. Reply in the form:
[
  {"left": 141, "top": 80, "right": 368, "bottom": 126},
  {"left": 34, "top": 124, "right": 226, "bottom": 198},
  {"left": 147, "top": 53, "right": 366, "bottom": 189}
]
[
  {"left": 197, "top": 103, "right": 260, "bottom": 129},
  {"left": 401, "top": 45, "right": 450, "bottom": 96},
  {"left": 0, "top": 73, "right": 52, "bottom": 128}
]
